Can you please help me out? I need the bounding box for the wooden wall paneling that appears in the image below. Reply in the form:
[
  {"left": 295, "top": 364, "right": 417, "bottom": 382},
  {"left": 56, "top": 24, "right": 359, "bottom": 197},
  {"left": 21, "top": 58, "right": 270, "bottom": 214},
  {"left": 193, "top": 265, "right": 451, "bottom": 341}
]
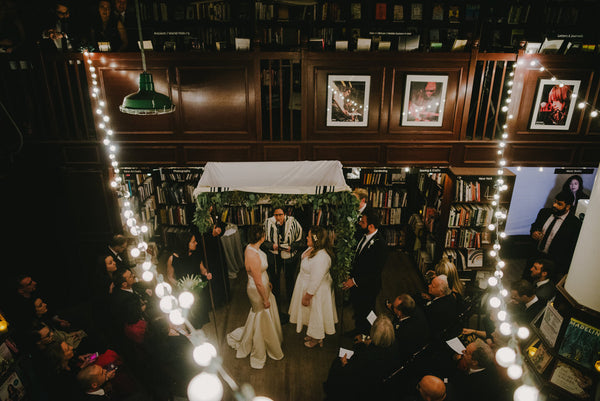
[
  {"left": 512, "top": 55, "right": 596, "bottom": 140},
  {"left": 184, "top": 145, "right": 253, "bottom": 163},
  {"left": 385, "top": 144, "right": 453, "bottom": 165},
  {"left": 176, "top": 64, "right": 253, "bottom": 137},
  {"left": 118, "top": 145, "right": 178, "bottom": 165},
  {"left": 263, "top": 145, "right": 302, "bottom": 161},
  {"left": 510, "top": 143, "right": 578, "bottom": 165},
  {"left": 459, "top": 143, "right": 501, "bottom": 166},
  {"left": 579, "top": 144, "right": 600, "bottom": 165},
  {"left": 63, "top": 145, "right": 103, "bottom": 165},
  {"left": 311, "top": 144, "right": 381, "bottom": 165},
  {"left": 387, "top": 57, "right": 469, "bottom": 140},
  {"left": 584, "top": 72, "right": 600, "bottom": 136}
]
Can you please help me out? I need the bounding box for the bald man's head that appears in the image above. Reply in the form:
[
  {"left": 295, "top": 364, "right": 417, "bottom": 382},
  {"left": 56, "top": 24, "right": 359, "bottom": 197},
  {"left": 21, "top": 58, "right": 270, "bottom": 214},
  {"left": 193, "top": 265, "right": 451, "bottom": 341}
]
[{"left": 418, "top": 375, "right": 446, "bottom": 401}]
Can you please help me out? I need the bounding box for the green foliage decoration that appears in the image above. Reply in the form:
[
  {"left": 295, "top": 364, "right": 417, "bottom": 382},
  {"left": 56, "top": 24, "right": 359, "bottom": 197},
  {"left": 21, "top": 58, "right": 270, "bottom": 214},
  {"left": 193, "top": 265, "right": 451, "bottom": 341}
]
[{"left": 194, "top": 190, "right": 359, "bottom": 287}]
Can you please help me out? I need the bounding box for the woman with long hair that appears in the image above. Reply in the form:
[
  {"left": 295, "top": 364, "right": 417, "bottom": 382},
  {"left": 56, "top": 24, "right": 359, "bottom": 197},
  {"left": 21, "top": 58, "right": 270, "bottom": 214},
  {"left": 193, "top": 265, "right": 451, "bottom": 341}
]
[
  {"left": 226, "top": 225, "right": 283, "bottom": 369},
  {"left": 289, "top": 226, "right": 338, "bottom": 348},
  {"left": 562, "top": 174, "right": 590, "bottom": 209},
  {"left": 166, "top": 231, "right": 212, "bottom": 328}
]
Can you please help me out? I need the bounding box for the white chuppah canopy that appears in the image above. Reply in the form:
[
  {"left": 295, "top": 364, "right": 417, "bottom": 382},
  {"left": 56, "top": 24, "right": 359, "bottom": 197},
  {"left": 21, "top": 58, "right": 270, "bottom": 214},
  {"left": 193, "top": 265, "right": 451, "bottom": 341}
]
[{"left": 193, "top": 161, "right": 351, "bottom": 196}]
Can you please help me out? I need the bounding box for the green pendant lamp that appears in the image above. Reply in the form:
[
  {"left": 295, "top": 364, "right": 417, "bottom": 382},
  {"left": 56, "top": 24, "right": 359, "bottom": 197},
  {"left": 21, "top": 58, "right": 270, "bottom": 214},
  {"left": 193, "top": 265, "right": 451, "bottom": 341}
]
[{"left": 120, "top": 0, "right": 175, "bottom": 115}]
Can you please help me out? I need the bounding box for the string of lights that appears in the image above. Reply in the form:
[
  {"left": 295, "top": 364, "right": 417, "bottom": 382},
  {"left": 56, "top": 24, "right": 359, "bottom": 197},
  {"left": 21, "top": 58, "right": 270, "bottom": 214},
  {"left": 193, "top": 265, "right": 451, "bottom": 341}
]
[{"left": 83, "top": 50, "right": 271, "bottom": 401}]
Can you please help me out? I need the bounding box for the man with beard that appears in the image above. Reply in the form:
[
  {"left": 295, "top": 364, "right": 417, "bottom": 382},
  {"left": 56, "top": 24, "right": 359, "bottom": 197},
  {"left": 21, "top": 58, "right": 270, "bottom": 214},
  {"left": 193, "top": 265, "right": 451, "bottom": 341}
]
[
  {"left": 530, "top": 191, "right": 581, "bottom": 279},
  {"left": 529, "top": 258, "right": 556, "bottom": 303}
]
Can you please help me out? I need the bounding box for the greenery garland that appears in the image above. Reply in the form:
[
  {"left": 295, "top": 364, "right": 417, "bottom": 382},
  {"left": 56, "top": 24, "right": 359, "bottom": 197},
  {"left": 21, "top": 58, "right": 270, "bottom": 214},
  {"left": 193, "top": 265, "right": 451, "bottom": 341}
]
[{"left": 193, "top": 191, "right": 359, "bottom": 287}]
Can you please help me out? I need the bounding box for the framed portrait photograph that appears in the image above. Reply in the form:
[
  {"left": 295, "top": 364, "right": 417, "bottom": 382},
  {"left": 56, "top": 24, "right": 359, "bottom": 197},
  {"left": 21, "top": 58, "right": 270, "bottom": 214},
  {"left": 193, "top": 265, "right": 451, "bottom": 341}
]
[
  {"left": 402, "top": 75, "right": 448, "bottom": 127},
  {"left": 530, "top": 79, "right": 580, "bottom": 130},
  {"left": 326, "top": 75, "right": 371, "bottom": 127}
]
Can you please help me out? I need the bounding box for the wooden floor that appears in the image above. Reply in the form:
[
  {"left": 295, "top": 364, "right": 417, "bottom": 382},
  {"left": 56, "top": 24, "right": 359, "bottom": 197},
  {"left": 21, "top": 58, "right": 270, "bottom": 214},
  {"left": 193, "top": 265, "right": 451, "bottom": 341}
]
[
  {"left": 196, "top": 254, "right": 527, "bottom": 401},
  {"left": 201, "top": 272, "right": 356, "bottom": 401}
]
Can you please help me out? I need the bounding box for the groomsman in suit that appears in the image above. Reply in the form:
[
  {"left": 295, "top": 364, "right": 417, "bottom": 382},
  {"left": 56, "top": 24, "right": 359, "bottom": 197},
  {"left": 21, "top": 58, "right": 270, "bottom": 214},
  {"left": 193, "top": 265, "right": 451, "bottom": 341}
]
[
  {"left": 530, "top": 258, "right": 556, "bottom": 303},
  {"left": 530, "top": 191, "right": 582, "bottom": 278},
  {"left": 509, "top": 280, "right": 545, "bottom": 325},
  {"left": 342, "top": 209, "right": 387, "bottom": 336},
  {"left": 352, "top": 188, "right": 371, "bottom": 241}
]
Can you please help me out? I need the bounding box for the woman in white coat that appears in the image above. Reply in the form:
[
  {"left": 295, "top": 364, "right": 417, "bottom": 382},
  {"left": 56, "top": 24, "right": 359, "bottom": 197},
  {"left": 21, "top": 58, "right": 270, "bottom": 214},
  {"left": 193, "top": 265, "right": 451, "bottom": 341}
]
[{"left": 289, "top": 226, "right": 338, "bottom": 348}]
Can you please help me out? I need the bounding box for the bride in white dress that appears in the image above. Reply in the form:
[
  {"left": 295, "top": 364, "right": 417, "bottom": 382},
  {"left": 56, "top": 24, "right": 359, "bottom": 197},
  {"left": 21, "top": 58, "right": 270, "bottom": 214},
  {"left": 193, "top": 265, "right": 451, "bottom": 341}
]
[
  {"left": 289, "top": 226, "right": 338, "bottom": 348},
  {"left": 227, "top": 225, "right": 284, "bottom": 369}
]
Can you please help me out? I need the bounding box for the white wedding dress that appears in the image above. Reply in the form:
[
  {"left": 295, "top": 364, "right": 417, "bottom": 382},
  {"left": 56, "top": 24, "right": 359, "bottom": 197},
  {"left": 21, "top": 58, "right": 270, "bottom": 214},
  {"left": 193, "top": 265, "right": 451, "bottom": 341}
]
[
  {"left": 227, "top": 245, "right": 284, "bottom": 369},
  {"left": 288, "top": 248, "right": 338, "bottom": 340}
]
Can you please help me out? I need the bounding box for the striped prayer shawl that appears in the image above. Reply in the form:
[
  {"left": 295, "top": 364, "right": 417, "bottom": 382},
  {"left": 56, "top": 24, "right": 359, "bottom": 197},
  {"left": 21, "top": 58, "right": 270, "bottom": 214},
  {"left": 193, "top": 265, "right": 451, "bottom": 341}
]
[{"left": 264, "top": 216, "right": 303, "bottom": 259}]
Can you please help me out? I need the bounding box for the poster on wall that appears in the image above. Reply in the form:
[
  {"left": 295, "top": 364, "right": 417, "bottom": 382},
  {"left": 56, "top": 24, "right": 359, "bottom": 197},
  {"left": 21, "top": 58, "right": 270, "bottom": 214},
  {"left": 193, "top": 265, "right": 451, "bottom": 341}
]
[
  {"left": 550, "top": 361, "right": 593, "bottom": 399},
  {"left": 530, "top": 79, "right": 580, "bottom": 130},
  {"left": 402, "top": 75, "right": 448, "bottom": 127},
  {"left": 326, "top": 75, "right": 370, "bottom": 127}
]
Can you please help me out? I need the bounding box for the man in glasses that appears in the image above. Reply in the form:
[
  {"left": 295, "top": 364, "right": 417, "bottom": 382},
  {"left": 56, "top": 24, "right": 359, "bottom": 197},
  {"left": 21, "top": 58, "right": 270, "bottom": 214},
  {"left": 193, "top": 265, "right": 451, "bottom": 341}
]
[{"left": 262, "top": 208, "right": 304, "bottom": 323}]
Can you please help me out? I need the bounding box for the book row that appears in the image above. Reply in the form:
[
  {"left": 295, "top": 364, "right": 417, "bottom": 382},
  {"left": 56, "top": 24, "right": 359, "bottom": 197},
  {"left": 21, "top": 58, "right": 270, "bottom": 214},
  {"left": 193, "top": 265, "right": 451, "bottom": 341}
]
[
  {"left": 445, "top": 227, "right": 491, "bottom": 249},
  {"left": 156, "top": 183, "right": 196, "bottom": 205},
  {"left": 361, "top": 171, "right": 407, "bottom": 186},
  {"left": 369, "top": 188, "right": 408, "bottom": 208},
  {"left": 447, "top": 204, "right": 494, "bottom": 228}
]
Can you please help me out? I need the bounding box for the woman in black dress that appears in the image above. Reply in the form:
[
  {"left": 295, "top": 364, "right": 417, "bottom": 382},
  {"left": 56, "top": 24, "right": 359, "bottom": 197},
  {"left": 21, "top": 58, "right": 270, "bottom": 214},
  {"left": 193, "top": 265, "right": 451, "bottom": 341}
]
[{"left": 167, "top": 232, "right": 212, "bottom": 328}]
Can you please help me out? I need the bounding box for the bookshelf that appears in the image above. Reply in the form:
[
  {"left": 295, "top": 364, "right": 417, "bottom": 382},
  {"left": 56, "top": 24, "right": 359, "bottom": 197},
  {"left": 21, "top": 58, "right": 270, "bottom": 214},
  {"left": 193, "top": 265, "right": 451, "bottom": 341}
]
[
  {"left": 440, "top": 167, "right": 515, "bottom": 271},
  {"left": 124, "top": 0, "right": 599, "bottom": 53},
  {"left": 153, "top": 167, "right": 203, "bottom": 249},
  {"left": 412, "top": 167, "right": 448, "bottom": 274},
  {"left": 120, "top": 167, "right": 159, "bottom": 240},
  {"left": 356, "top": 168, "right": 417, "bottom": 248}
]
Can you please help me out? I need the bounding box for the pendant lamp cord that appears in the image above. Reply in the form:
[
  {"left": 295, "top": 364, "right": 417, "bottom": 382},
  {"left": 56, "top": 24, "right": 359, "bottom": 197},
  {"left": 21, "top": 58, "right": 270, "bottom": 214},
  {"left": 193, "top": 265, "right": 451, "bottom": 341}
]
[{"left": 134, "top": 0, "right": 146, "bottom": 71}]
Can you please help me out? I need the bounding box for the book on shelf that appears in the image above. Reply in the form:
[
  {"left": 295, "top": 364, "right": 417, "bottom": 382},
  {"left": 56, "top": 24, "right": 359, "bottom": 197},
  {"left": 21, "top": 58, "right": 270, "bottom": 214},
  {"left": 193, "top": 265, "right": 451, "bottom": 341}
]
[
  {"left": 448, "top": 5, "right": 460, "bottom": 23},
  {"left": 335, "top": 41, "right": 348, "bottom": 51},
  {"left": 0, "top": 371, "right": 25, "bottom": 401},
  {"left": 539, "top": 38, "right": 564, "bottom": 54},
  {"left": 550, "top": 361, "right": 594, "bottom": 399},
  {"left": 558, "top": 318, "right": 600, "bottom": 370},
  {"left": 411, "top": 3, "right": 422, "bottom": 20},
  {"left": 525, "top": 42, "right": 542, "bottom": 54},
  {"left": 464, "top": 3, "right": 480, "bottom": 21},
  {"left": 398, "top": 34, "right": 420, "bottom": 51},
  {"left": 466, "top": 248, "right": 483, "bottom": 268},
  {"left": 356, "top": 38, "right": 371, "bottom": 51},
  {"left": 375, "top": 3, "right": 387, "bottom": 20},
  {"left": 235, "top": 37, "right": 250, "bottom": 51},
  {"left": 451, "top": 39, "right": 468, "bottom": 52},
  {"left": 529, "top": 341, "right": 553, "bottom": 374},
  {"left": 350, "top": 2, "right": 362, "bottom": 20},
  {"left": 392, "top": 4, "right": 404, "bottom": 21},
  {"left": 432, "top": 3, "right": 443, "bottom": 21},
  {"left": 378, "top": 41, "right": 391, "bottom": 51}
]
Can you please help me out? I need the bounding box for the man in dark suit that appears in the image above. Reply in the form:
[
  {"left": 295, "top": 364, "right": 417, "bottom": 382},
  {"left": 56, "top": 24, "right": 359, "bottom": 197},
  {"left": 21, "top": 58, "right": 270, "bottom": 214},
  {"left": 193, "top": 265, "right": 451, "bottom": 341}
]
[
  {"left": 454, "top": 339, "right": 503, "bottom": 401},
  {"left": 352, "top": 188, "right": 372, "bottom": 241},
  {"left": 342, "top": 209, "right": 387, "bottom": 335},
  {"left": 389, "top": 293, "right": 429, "bottom": 361},
  {"left": 530, "top": 191, "right": 582, "bottom": 278},
  {"left": 110, "top": 268, "right": 148, "bottom": 338},
  {"left": 423, "top": 274, "right": 460, "bottom": 341},
  {"left": 530, "top": 258, "right": 556, "bottom": 303},
  {"left": 509, "top": 280, "right": 545, "bottom": 325},
  {"left": 105, "top": 234, "right": 134, "bottom": 270}
]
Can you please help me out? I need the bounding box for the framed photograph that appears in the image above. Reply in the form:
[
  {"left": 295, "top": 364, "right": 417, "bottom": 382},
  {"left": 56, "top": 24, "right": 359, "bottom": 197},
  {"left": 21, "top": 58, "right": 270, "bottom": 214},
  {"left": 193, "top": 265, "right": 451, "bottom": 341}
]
[
  {"left": 530, "top": 79, "right": 580, "bottom": 130},
  {"left": 402, "top": 75, "right": 448, "bottom": 127},
  {"left": 326, "top": 75, "right": 370, "bottom": 127}
]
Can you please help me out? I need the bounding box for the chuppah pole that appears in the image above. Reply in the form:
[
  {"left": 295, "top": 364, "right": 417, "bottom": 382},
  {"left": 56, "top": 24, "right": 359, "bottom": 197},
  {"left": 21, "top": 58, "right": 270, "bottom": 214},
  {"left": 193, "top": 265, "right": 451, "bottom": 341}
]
[{"left": 201, "top": 233, "right": 221, "bottom": 349}]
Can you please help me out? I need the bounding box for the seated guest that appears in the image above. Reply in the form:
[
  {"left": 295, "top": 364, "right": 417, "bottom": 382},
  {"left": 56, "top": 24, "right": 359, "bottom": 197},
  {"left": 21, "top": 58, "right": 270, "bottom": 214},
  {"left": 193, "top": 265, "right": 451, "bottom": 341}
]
[
  {"left": 110, "top": 268, "right": 149, "bottom": 344},
  {"left": 401, "top": 374, "right": 448, "bottom": 401},
  {"left": 509, "top": 280, "right": 545, "bottom": 325},
  {"left": 453, "top": 339, "right": 503, "bottom": 401},
  {"left": 76, "top": 363, "right": 117, "bottom": 400},
  {"left": 422, "top": 275, "right": 460, "bottom": 341},
  {"left": 30, "top": 321, "right": 88, "bottom": 352},
  {"left": 76, "top": 357, "right": 148, "bottom": 401},
  {"left": 529, "top": 259, "right": 556, "bottom": 303},
  {"left": 323, "top": 315, "right": 399, "bottom": 401},
  {"left": 143, "top": 316, "right": 199, "bottom": 397},
  {"left": 43, "top": 340, "right": 95, "bottom": 399},
  {"left": 388, "top": 294, "right": 429, "bottom": 361}
]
